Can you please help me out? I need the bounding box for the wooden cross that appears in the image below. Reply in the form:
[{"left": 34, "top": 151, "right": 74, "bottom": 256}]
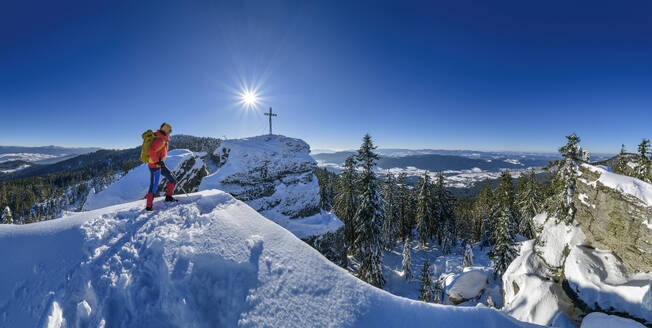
[{"left": 264, "top": 107, "right": 277, "bottom": 135}]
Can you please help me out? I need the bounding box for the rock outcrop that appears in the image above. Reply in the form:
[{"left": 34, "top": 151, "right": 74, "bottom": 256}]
[
  {"left": 576, "top": 164, "right": 652, "bottom": 272},
  {"left": 198, "top": 135, "right": 342, "bottom": 240},
  {"left": 504, "top": 164, "right": 652, "bottom": 326}
]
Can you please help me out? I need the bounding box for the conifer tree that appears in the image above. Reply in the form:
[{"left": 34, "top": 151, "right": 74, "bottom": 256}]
[
  {"left": 419, "top": 260, "right": 434, "bottom": 302},
  {"left": 475, "top": 179, "right": 494, "bottom": 247},
  {"left": 402, "top": 240, "right": 412, "bottom": 280},
  {"left": 489, "top": 171, "right": 517, "bottom": 279},
  {"left": 516, "top": 169, "right": 541, "bottom": 239},
  {"left": 635, "top": 139, "right": 651, "bottom": 183},
  {"left": 396, "top": 173, "right": 414, "bottom": 241},
  {"left": 614, "top": 144, "right": 628, "bottom": 175},
  {"left": 333, "top": 155, "right": 358, "bottom": 254},
  {"left": 432, "top": 172, "right": 456, "bottom": 252},
  {"left": 2, "top": 206, "right": 13, "bottom": 224},
  {"left": 433, "top": 277, "right": 443, "bottom": 304},
  {"left": 381, "top": 171, "right": 399, "bottom": 250},
  {"left": 548, "top": 133, "right": 581, "bottom": 224},
  {"left": 353, "top": 134, "right": 385, "bottom": 287},
  {"left": 463, "top": 243, "right": 474, "bottom": 267},
  {"left": 415, "top": 171, "right": 432, "bottom": 246}
]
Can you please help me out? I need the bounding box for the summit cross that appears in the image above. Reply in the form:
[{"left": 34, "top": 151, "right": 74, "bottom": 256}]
[{"left": 264, "top": 107, "right": 278, "bottom": 135}]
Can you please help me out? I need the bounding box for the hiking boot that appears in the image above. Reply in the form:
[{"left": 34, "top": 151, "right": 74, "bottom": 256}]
[
  {"left": 145, "top": 206, "right": 153, "bottom": 211},
  {"left": 165, "top": 195, "right": 178, "bottom": 202}
]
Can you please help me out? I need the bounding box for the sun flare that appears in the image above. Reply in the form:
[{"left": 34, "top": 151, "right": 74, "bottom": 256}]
[{"left": 241, "top": 90, "right": 258, "bottom": 107}]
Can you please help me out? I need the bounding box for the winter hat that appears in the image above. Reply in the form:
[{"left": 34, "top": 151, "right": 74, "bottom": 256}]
[{"left": 160, "top": 122, "right": 172, "bottom": 135}]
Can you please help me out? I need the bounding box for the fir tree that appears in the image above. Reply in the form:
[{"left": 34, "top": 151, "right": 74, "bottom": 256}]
[
  {"left": 402, "top": 240, "right": 412, "bottom": 280},
  {"left": 516, "top": 169, "right": 541, "bottom": 239},
  {"left": 489, "top": 171, "right": 518, "bottom": 279},
  {"left": 353, "top": 134, "right": 385, "bottom": 287},
  {"left": 381, "top": 171, "right": 399, "bottom": 250},
  {"left": 333, "top": 155, "right": 358, "bottom": 255},
  {"left": 548, "top": 133, "right": 581, "bottom": 224},
  {"left": 463, "top": 243, "right": 474, "bottom": 267},
  {"left": 418, "top": 260, "right": 434, "bottom": 302},
  {"left": 433, "top": 276, "right": 443, "bottom": 304},
  {"left": 475, "top": 179, "right": 494, "bottom": 247},
  {"left": 2, "top": 206, "right": 13, "bottom": 224},
  {"left": 614, "top": 144, "right": 628, "bottom": 175},
  {"left": 635, "top": 139, "right": 651, "bottom": 183},
  {"left": 415, "top": 171, "right": 432, "bottom": 246},
  {"left": 396, "top": 173, "right": 414, "bottom": 241},
  {"left": 432, "top": 172, "right": 456, "bottom": 252}
]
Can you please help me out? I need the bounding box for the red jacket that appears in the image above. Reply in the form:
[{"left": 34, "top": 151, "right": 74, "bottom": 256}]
[{"left": 148, "top": 130, "right": 169, "bottom": 168}]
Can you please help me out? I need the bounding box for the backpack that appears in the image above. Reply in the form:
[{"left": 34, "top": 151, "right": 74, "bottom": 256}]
[{"left": 140, "top": 130, "right": 156, "bottom": 163}]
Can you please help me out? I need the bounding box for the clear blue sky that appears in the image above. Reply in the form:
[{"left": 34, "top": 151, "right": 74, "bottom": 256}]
[{"left": 1, "top": 0, "right": 650, "bottom": 153}]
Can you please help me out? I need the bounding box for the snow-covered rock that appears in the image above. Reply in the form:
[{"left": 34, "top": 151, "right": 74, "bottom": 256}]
[
  {"left": 503, "top": 240, "right": 581, "bottom": 326},
  {"left": 446, "top": 270, "right": 489, "bottom": 304},
  {"left": 564, "top": 245, "right": 652, "bottom": 322},
  {"left": 83, "top": 149, "right": 206, "bottom": 211},
  {"left": 533, "top": 213, "right": 585, "bottom": 270},
  {"left": 580, "top": 312, "right": 646, "bottom": 328},
  {"left": 0, "top": 190, "right": 536, "bottom": 327},
  {"left": 199, "top": 135, "right": 342, "bottom": 238},
  {"left": 576, "top": 164, "right": 652, "bottom": 272}
]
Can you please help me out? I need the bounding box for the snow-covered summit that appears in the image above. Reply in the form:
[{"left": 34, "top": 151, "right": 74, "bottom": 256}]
[
  {"left": 0, "top": 190, "right": 534, "bottom": 327},
  {"left": 199, "top": 134, "right": 342, "bottom": 238}
]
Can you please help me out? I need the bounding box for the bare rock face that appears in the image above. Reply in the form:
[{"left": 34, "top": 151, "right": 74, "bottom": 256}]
[{"left": 575, "top": 165, "right": 652, "bottom": 272}]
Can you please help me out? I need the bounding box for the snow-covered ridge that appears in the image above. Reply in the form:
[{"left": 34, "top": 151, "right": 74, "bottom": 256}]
[
  {"left": 83, "top": 149, "right": 203, "bottom": 211},
  {"left": 0, "top": 190, "right": 536, "bottom": 327}
]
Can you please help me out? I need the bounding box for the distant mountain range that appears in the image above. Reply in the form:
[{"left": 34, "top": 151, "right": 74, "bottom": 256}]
[
  {"left": 312, "top": 148, "right": 613, "bottom": 162},
  {"left": 0, "top": 145, "right": 102, "bottom": 164}
]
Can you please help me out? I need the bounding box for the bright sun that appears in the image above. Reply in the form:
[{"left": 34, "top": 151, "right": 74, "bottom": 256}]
[{"left": 242, "top": 90, "right": 258, "bottom": 106}]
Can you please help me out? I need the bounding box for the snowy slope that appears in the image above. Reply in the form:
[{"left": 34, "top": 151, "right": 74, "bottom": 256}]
[
  {"left": 0, "top": 190, "right": 537, "bottom": 328},
  {"left": 83, "top": 150, "right": 199, "bottom": 211}
]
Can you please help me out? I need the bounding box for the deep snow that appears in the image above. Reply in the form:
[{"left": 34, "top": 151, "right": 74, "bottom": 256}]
[
  {"left": 83, "top": 149, "right": 199, "bottom": 211},
  {"left": 0, "top": 190, "right": 537, "bottom": 328}
]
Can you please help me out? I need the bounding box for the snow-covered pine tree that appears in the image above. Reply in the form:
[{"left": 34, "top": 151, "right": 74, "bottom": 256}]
[
  {"left": 635, "top": 139, "right": 651, "bottom": 183},
  {"left": 548, "top": 133, "right": 581, "bottom": 224},
  {"left": 402, "top": 240, "right": 412, "bottom": 280},
  {"left": 432, "top": 172, "right": 456, "bottom": 252},
  {"left": 418, "top": 260, "right": 434, "bottom": 302},
  {"left": 333, "top": 155, "right": 358, "bottom": 254},
  {"left": 353, "top": 134, "right": 385, "bottom": 287},
  {"left": 463, "top": 243, "right": 474, "bottom": 267},
  {"left": 317, "top": 169, "right": 335, "bottom": 211},
  {"left": 397, "top": 173, "right": 414, "bottom": 241},
  {"left": 475, "top": 179, "right": 494, "bottom": 248},
  {"left": 515, "top": 168, "right": 541, "bottom": 239},
  {"left": 433, "top": 276, "right": 443, "bottom": 304},
  {"left": 614, "top": 144, "right": 629, "bottom": 175},
  {"left": 2, "top": 206, "right": 13, "bottom": 224},
  {"left": 415, "top": 171, "right": 432, "bottom": 246},
  {"left": 489, "top": 171, "right": 517, "bottom": 279},
  {"left": 381, "top": 171, "right": 399, "bottom": 250}
]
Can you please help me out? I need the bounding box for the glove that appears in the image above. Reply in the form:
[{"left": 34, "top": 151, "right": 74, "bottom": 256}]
[{"left": 156, "top": 160, "right": 165, "bottom": 167}]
